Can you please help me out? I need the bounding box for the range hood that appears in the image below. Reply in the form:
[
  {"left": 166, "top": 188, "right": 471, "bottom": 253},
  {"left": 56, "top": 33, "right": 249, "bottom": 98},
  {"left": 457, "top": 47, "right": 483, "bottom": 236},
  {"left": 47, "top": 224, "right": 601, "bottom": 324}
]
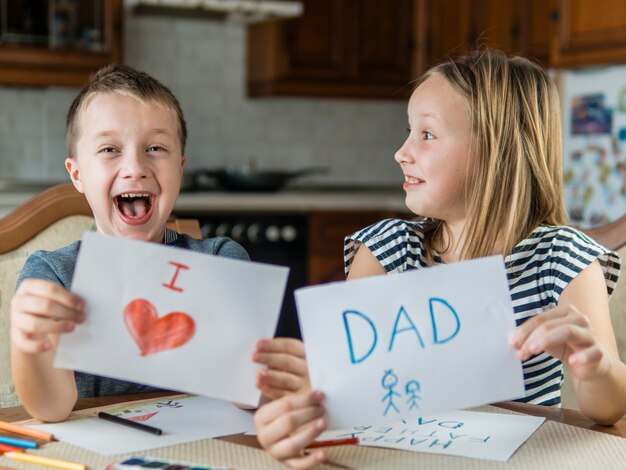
[{"left": 130, "top": 0, "right": 304, "bottom": 23}]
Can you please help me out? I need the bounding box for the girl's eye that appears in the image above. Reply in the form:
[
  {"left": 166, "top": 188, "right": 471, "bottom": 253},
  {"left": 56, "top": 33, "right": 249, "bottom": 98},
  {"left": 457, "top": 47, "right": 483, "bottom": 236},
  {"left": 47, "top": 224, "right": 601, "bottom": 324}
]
[
  {"left": 422, "top": 131, "right": 435, "bottom": 140},
  {"left": 99, "top": 147, "right": 118, "bottom": 154}
]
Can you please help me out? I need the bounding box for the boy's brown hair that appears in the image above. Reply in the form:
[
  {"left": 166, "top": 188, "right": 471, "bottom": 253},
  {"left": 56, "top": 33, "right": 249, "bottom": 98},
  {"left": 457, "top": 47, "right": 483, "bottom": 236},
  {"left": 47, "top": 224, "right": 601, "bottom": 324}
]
[{"left": 66, "top": 64, "right": 187, "bottom": 156}]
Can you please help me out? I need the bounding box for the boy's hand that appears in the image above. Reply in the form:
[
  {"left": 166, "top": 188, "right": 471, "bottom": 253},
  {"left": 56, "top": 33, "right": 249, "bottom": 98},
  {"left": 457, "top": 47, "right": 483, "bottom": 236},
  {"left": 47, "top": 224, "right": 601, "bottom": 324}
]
[
  {"left": 255, "top": 391, "right": 327, "bottom": 469},
  {"left": 510, "top": 304, "right": 612, "bottom": 382},
  {"left": 253, "top": 338, "right": 311, "bottom": 399},
  {"left": 10, "top": 279, "right": 85, "bottom": 354}
]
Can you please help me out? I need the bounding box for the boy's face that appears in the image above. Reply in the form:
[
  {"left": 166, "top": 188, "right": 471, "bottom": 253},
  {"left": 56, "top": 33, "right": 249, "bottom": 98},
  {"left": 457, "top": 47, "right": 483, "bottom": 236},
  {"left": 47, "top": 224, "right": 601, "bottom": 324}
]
[{"left": 66, "top": 93, "right": 186, "bottom": 243}]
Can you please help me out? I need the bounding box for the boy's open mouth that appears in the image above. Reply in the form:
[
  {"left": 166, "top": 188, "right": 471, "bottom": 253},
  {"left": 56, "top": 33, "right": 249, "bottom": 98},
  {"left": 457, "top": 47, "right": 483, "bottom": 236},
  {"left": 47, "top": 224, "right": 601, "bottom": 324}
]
[{"left": 114, "top": 192, "right": 155, "bottom": 225}]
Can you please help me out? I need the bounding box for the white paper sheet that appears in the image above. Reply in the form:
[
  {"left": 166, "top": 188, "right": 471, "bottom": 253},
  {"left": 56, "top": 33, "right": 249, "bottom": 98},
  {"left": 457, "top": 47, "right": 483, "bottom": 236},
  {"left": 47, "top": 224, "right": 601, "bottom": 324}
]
[
  {"left": 28, "top": 396, "right": 255, "bottom": 456},
  {"left": 295, "top": 256, "right": 525, "bottom": 429},
  {"left": 55, "top": 232, "right": 289, "bottom": 406},
  {"left": 318, "top": 410, "right": 544, "bottom": 461}
]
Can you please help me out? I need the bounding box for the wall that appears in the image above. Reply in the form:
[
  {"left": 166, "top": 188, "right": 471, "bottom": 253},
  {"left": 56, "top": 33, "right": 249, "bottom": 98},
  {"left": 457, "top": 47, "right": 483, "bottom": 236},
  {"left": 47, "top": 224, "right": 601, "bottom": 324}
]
[{"left": 0, "top": 8, "right": 408, "bottom": 188}]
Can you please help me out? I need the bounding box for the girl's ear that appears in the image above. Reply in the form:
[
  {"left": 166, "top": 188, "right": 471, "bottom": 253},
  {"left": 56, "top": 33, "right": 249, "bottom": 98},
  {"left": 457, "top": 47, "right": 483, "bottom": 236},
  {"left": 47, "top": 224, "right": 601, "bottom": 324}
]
[{"left": 65, "top": 157, "right": 84, "bottom": 193}]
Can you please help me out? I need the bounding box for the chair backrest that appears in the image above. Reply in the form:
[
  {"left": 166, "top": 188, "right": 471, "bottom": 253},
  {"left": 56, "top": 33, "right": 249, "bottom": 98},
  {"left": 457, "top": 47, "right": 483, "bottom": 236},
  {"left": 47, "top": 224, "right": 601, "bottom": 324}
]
[
  {"left": 560, "top": 215, "right": 626, "bottom": 412},
  {"left": 0, "top": 183, "right": 200, "bottom": 407}
]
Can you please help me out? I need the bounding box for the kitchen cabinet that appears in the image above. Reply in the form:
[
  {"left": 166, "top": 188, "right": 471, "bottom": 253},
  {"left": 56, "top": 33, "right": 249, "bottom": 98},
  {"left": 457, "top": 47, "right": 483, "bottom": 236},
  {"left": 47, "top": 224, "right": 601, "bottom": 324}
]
[
  {"left": 247, "top": 0, "right": 416, "bottom": 99},
  {"left": 424, "top": 0, "right": 551, "bottom": 67},
  {"left": 550, "top": 0, "right": 626, "bottom": 67},
  {"left": 308, "top": 210, "right": 407, "bottom": 284},
  {"left": 0, "top": 0, "right": 123, "bottom": 87}
]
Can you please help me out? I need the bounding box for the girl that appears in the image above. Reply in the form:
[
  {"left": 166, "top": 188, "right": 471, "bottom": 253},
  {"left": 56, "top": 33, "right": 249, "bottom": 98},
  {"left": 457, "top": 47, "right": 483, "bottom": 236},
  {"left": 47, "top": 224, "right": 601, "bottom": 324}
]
[{"left": 252, "top": 49, "right": 626, "bottom": 469}]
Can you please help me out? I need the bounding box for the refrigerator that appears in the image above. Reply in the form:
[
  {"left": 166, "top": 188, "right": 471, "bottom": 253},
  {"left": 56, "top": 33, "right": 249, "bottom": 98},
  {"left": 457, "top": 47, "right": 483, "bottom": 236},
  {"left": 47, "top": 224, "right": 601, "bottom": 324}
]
[{"left": 559, "top": 65, "right": 626, "bottom": 228}]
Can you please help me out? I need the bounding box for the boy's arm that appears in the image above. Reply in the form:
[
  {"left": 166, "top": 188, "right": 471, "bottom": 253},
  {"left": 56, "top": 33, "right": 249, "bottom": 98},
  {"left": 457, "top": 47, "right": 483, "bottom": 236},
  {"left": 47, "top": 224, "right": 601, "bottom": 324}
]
[{"left": 11, "top": 254, "right": 85, "bottom": 422}]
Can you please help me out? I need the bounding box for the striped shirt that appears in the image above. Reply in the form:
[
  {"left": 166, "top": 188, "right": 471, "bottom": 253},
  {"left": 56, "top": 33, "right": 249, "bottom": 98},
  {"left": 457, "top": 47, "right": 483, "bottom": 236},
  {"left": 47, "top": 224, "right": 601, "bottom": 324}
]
[{"left": 344, "top": 218, "right": 620, "bottom": 406}]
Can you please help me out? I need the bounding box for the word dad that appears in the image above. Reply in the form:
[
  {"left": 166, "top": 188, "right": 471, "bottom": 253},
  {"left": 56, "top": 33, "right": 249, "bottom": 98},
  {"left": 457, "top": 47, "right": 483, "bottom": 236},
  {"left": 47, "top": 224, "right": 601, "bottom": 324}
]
[{"left": 343, "top": 298, "right": 461, "bottom": 364}]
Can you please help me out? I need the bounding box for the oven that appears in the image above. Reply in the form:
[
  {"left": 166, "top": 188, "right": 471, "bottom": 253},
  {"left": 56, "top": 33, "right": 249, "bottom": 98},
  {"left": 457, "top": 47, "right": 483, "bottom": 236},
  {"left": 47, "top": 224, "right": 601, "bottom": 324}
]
[{"left": 199, "top": 213, "right": 307, "bottom": 340}]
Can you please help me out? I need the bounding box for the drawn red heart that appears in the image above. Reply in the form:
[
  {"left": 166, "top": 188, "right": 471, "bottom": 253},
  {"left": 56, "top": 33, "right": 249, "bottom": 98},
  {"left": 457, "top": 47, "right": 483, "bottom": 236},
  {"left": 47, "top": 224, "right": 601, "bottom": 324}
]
[{"left": 123, "top": 298, "right": 195, "bottom": 356}]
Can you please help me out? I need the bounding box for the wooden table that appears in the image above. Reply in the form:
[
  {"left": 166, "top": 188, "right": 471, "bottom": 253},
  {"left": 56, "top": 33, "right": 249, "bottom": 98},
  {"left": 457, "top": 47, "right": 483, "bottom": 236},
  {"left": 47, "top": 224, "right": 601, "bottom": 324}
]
[{"left": 0, "top": 392, "right": 623, "bottom": 449}]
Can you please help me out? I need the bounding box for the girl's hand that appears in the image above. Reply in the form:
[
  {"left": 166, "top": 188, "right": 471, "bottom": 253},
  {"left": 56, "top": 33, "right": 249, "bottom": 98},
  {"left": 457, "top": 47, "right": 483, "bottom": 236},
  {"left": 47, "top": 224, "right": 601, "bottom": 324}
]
[
  {"left": 253, "top": 338, "right": 311, "bottom": 399},
  {"left": 10, "top": 279, "right": 85, "bottom": 354},
  {"left": 255, "top": 391, "right": 327, "bottom": 469},
  {"left": 510, "top": 304, "right": 613, "bottom": 382}
]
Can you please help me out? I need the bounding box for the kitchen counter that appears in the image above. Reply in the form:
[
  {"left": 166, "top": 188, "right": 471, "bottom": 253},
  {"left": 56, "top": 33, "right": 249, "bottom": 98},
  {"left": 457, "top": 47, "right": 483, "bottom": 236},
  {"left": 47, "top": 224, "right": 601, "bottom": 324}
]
[
  {"left": 174, "top": 187, "right": 409, "bottom": 214},
  {"left": 0, "top": 187, "right": 410, "bottom": 217}
]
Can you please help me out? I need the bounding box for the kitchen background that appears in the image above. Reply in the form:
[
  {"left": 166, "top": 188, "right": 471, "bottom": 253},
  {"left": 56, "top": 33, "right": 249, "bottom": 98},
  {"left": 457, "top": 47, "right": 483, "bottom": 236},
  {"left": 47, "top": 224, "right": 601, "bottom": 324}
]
[
  {"left": 3, "top": 0, "right": 626, "bottom": 340},
  {"left": 0, "top": 2, "right": 407, "bottom": 187}
]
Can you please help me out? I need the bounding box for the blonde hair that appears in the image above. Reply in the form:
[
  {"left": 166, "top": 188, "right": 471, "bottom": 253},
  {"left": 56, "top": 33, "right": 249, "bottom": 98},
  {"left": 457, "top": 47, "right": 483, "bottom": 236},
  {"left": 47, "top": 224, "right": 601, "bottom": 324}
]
[
  {"left": 66, "top": 64, "right": 187, "bottom": 156},
  {"left": 415, "top": 48, "right": 566, "bottom": 261}
]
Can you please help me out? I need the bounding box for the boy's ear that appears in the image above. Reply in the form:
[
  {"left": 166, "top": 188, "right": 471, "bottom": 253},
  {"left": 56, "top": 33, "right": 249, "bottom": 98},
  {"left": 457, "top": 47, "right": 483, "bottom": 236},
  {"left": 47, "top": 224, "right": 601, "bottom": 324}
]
[
  {"left": 65, "top": 157, "right": 84, "bottom": 193},
  {"left": 181, "top": 155, "right": 186, "bottom": 173}
]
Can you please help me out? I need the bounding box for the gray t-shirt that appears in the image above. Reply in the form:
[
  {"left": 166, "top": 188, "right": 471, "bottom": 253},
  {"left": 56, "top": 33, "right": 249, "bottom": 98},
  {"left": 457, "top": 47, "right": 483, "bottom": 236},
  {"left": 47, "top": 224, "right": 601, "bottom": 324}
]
[{"left": 16, "top": 228, "right": 249, "bottom": 398}]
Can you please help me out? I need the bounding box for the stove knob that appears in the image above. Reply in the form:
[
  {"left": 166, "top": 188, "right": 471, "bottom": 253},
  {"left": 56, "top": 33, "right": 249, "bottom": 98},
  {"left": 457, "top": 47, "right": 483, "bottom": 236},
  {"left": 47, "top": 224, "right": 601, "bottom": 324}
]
[
  {"left": 281, "top": 225, "right": 297, "bottom": 242},
  {"left": 265, "top": 225, "right": 281, "bottom": 242},
  {"left": 231, "top": 223, "right": 246, "bottom": 241},
  {"left": 215, "top": 223, "right": 231, "bottom": 238},
  {"left": 247, "top": 223, "right": 262, "bottom": 243},
  {"left": 201, "top": 223, "right": 214, "bottom": 239}
]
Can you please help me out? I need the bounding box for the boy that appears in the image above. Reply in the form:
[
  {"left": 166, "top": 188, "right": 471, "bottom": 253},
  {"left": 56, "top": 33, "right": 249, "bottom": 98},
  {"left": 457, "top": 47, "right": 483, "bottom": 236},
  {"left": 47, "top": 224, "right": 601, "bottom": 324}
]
[{"left": 10, "top": 65, "right": 248, "bottom": 422}]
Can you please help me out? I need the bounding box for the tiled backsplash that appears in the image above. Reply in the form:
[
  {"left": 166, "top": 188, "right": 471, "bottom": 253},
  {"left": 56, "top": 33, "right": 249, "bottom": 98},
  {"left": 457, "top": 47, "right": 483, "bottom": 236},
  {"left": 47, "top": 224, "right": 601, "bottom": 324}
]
[{"left": 0, "top": 10, "right": 408, "bottom": 187}]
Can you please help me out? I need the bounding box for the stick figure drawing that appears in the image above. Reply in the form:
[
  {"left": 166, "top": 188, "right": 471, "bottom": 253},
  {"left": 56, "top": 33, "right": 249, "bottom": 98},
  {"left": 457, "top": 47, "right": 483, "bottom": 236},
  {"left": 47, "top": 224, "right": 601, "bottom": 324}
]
[{"left": 381, "top": 369, "right": 401, "bottom": 416}]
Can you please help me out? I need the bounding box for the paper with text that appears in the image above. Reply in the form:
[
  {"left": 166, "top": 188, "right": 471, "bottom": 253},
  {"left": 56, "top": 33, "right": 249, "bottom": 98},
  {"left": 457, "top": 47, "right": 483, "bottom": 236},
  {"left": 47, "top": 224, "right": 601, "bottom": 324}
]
[
  {"left": 295, "top": 256, "right": 525, "bottom": 428},
  {"left": 318, "top": 409, "right": 544, "bottom": 461},
  {"left": 55, "top": 232, "right": 288, "bottom": 406}
]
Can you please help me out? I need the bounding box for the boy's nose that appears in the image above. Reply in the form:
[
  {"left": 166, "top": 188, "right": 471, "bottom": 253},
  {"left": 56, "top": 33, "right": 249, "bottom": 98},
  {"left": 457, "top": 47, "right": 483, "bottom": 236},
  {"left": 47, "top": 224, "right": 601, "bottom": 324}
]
[{"left": 121, "top": 151, "right": 150, "bottom": 179}]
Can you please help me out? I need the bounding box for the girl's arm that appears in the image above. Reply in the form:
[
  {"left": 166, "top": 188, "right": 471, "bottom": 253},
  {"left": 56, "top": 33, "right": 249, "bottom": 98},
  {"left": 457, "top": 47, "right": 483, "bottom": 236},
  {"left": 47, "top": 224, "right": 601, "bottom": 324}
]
[
  {"left": 511, "top": 260, "right": 626, "bottom": 424},
  {"left": 10, "top": 279, "right": 83, "bottom": 422},
  {"left": 346, "top": 245, "right": 386, "bottom": 280}
]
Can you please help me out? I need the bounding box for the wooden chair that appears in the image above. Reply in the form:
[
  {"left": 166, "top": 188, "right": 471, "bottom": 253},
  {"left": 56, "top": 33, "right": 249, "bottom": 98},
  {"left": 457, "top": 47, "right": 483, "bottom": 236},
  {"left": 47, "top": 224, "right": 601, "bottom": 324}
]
[
  {"left": 559, "top": 216, "right": 626, "bottom": 412},
  {"left": 0, "top": 183, "right": 200, "bottom": 407}
]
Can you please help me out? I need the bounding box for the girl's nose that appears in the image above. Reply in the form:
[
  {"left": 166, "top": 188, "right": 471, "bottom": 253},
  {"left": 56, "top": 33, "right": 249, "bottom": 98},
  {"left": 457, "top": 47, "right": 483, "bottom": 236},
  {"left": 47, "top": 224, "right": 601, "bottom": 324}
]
[{"left": 394, "top": 138, "right": 413, "bottom": 165}]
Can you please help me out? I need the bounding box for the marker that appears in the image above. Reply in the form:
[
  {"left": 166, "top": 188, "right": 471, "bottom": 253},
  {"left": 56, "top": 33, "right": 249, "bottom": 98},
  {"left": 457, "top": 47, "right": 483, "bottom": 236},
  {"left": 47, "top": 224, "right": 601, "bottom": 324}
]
[
  {"left": 97, "top": 412, "right": 163, "bottom": 436},
  {"left": 307, "top": 437, "right": 359, "bottom": 448},
  {"left": 0, "top": 420, "right": 54, "bottom": 441},
  {"left": 0, "top": 442, "right": 25, "bottom": 453},
  {"left": 0, "top": 434, "right": 37, "bottom": 449},
  {"left": 4, "top": 451, "right": 86, "bottom": 470}
]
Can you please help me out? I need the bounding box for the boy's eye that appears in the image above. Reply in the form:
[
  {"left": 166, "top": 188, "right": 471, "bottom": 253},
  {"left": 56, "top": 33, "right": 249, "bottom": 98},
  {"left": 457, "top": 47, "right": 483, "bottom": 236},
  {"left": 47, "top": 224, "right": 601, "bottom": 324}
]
[
  {"left": 422, "top": 131, "right": 435, "bottom": 140},
  {"left": 147, "top": 145, "right": 166, "bottom": 152},
  {"left": 99, "top": 146, "right": 118, "bottom": 153}
]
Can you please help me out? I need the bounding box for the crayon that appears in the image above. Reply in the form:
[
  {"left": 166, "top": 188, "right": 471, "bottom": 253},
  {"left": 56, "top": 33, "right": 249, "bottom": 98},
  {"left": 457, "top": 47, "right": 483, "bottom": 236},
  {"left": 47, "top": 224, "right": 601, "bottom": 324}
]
[
  {"left": 97, "top": 412, "right": 163, "bottom": 436},
  {"left": 0, "top": 434, "right": 37, "bottom": 449},
  {"left": 0, "top": 420, "right": 54, "bottom": 441},
  {"left": 4, "top": 451, "right": 86, "bottom": 470},
  {"left": 307, "top": 437, "right": 359, "bottom": 448}
]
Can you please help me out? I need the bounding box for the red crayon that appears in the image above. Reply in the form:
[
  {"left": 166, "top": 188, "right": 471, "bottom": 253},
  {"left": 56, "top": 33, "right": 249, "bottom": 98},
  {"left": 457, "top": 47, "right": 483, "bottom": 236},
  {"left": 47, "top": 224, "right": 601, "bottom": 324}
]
[{"left": 307, "top": 437, "right": 359, "bottom": 449}]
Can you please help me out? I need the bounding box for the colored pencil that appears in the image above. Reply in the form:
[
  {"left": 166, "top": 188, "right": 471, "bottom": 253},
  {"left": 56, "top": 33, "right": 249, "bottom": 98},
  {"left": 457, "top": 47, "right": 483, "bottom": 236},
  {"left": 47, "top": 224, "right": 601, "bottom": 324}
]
[
  {"left": 4, "top": 451, "right": 86, "bottom": 470},
  {"left": 0, "top": 442, "right": 25, "bottom": 453},
  {"left": 0, "top": 420, "right": 54, "bottom": 441},
  {"left": 307, "top": 437, "right": 359, "bottom": 448},
  {"left": 0, "top": 434, "right": 37, "bottom": 449},
  {"left": 97, "top": 411, "right": 163, "bottom": 436}
]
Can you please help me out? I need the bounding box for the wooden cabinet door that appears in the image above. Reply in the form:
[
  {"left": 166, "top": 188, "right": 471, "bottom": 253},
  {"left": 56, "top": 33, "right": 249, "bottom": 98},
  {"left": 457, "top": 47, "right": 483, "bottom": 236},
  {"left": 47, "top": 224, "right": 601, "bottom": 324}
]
[
  {"left": 551, "top": 0, "right": 626, "bottom": 66},
  {"left": 424, "top": 0, "right": 550, "bottom": 68},
  {"left": 0, "top": 0, "right": 123, "bottom": 87},
  {"left": 352, "top": 0, "right": 413, "bottom": 85},
  {"left": 247, "top": 0, "right": 416, "bottom": 98}
]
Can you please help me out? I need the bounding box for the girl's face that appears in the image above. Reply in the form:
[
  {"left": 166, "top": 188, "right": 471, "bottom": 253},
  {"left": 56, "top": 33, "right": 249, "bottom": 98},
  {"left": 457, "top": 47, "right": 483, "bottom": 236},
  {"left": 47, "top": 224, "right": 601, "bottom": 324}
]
[{"left": 395, "top": 75, "right": 475, "bottom": 226}]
